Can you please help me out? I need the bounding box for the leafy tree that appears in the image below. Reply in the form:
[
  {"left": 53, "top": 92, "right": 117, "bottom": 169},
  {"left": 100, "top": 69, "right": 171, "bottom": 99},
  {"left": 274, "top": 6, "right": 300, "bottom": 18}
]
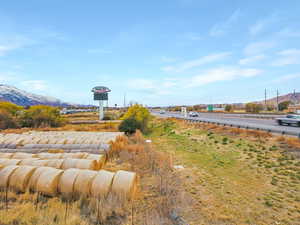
[
  {"left": 0, "top": 102, "right": 23, "bottom": 116},
  {"left": 225, "top": 105, "right": 233, "bottom": 112},
  {"left": 278, "top": 101, "right": 291, "bottom": 111},
  {"left": 20, "top": 105, "right": 65, "bottom": 128},
  {"left": 119, "top": 117, "right": 142, "bottom": 135},
  {"left": 245, "top": 103, "right": 263, "bottom": 113},
  {"left": 0, "top": 110, "right": 18, "bottom": 129},
  {"left": 266, "top": 105, "right": 275, "bottom": 111},
  {"left": 121, "top": 104, "right": 151, "bottom": 133}
]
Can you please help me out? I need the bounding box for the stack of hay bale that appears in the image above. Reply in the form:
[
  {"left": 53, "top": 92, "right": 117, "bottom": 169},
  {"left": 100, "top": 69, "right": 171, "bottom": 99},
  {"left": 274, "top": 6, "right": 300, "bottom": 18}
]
[
  {"left": 0, "top": 152, "right": 106, "bottom": 170},
  {"left": 0, "top": 165, "right": 137, "bottom": 199},
  {"left": 0, "top": 131, "right": 122, "bottom": 148}
]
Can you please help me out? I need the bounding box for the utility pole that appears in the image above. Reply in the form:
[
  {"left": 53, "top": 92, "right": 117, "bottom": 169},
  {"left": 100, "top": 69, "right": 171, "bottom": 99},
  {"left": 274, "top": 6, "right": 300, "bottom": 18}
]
[
  {"left": 276, "top": 89, "right": 279, "bottom": 111},
  {"left": 123, "top": 93, "right": 126, "bottom": 108},
  {"left": 264, "top": 88, "right": 267, "bottom": 111}
]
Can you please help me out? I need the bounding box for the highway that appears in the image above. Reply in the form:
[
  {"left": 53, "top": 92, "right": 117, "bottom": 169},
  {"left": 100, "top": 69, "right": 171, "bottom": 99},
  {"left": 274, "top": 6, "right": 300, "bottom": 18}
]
[{"left": 152, "top": 111, "right": 300, "bottom": 137}]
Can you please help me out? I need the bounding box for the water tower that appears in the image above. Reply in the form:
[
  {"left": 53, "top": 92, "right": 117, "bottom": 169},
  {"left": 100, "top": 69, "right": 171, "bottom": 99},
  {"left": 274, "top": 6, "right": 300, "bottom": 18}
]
[{"left": 92, "top": 86, "right": 111, "bottom": 120}]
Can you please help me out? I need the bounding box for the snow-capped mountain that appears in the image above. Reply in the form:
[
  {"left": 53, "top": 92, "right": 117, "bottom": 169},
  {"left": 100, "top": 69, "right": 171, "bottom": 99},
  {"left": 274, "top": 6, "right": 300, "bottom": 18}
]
[{"left": 0, "top": 84, "right": 71, "bottom": 107}]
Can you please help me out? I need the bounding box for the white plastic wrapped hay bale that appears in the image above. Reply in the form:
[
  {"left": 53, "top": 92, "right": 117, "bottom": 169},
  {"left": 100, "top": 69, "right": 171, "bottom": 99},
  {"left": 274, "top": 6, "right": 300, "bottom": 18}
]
[
  {"left": 19, "top": 158, "right": 39, "bottom": 166},
  {"left": 36, "top": 167, "right": 63, "bottom": 196},
  {"left": 75, "top": 159, "right": 98, "bottom": 170},
  {"left": 73, "top": 169, "right": 97, "bottom": 196},
  {"left": 0, "top": 165, "right": 19, "bottom": 189},
  {"left": 46, "top": 159, "right": 65, "bottom": 169},
  {"left": 91, "top": 170, "right": 115, "bottom": 198},
  {"left": 9, "top": 166, "right": 37, "bottom": 192},
  {"left": 28, "top": 167, "right": 50, "bottom": 191},
  {"left": 36, "top": 153, "right": 63, "bottom": 160},
  {"left": 11, "top": 152, "right": 35, "bottom": 159},
  {"left": 111, "top": 170, "right": 137, "bottom": 199},
  {"left": 61, "top": 159, "right": 79, "bottom": 170},
  {"left": 0, "top": 159, "right": 21, "bottom": 166},
  {"left": 31, "top": 160, "right": 51, "bottom": 167},
  {"left": 58, "top": 168, "right": 81, "bottom": 197},
  {"left": 0, "top": 153, "right": 13, "bottom": 159},
  {"left": 61, "top": 153, "right": 86, "bottom": 159}
]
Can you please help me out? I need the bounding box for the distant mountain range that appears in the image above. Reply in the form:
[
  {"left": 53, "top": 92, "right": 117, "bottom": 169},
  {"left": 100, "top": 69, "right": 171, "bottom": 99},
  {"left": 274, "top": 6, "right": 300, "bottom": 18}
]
[{"left": 0, "top": 84, "right": 72, "bottom": 107}]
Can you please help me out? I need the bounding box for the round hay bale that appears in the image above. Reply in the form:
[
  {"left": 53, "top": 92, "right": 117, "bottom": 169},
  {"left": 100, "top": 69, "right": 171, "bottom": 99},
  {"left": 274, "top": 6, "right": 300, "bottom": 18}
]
[
  {"left": 46, "top": 159, "right": 65, "bottom": 169},
  {"left": 19, "top": 159, "right": 39, "bottom": 166},
  {"left": 75, "top": 159, "right": 98, "bottom": 170},
  {"left": 0, "top": 153, "right": 13, "bottom": 159},
  {"left": 73, "top": 170, "right": 97, "bottom": 196},
  {"left": 0, "top": 165, "right": 19, "bottom": 189},
  {"left": 0, "top": 159, "right": 21, "bottom": 166},
  {"left": 36, "top": 153, "right": 63, "bottom": 159},
  {"left": 58, "top": 168, "right": 80, "bottom": 197},
  {"left": 36, "top": 168, "right": 63, "bottom": 196},
  {"left": 28, "top": 167, "right": 50, "bottom": 191},
  {"left": 111, "top": 170, "right": 137, "bottom": 199},
  {"left": 91, "top": 170, "right": 115, "bottom": 198},
  {"left": 11, "top": 152, "right": 35, "bottom": 159},
  {"left": 61, "top": 159, "right": 79, "bottom": 170},
  {"left": 9, "top": 166, "right": 37, "bottom": 192},
  {"left": 31, "top": 160, "right": 51, "bottom": 167},
  {"left": 61, "top": 153, "right": 82, "bottom": 159}
]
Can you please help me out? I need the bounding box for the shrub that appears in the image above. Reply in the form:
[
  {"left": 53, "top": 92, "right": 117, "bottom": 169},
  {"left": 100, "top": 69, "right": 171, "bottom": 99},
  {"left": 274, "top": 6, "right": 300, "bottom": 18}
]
[
  {"left": 121, "top": 104, "right": 151, "bottom": 133},
  {"left": 278, "top": 101, "right": 291, "bottom": 111},
  {"left": 245, "top": 103, "right": 263, "bottom": 113},
  {"left": 0, "top": 110, "right": 18, "bottom": 129},
  {"left": 119, "top": 117, "right": 142, "bottom": 135},
  {"left": 20, "top": 105, "right": 65, "bottom": 128}
]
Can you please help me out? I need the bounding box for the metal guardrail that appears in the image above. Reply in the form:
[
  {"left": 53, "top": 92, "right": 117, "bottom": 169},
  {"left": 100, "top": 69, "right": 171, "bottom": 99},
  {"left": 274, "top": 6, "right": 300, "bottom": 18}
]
[{"left": 173, "top": 116, "right": 300, "bottom": 138}]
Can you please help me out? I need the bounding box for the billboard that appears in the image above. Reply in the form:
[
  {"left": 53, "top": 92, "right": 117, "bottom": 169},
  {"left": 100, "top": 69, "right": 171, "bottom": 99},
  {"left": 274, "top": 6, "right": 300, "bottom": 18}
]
[
  {"left": 92, "top": 86, "right": 111, "bottom": 94},
  {"left": 94, "top": 92, "right": 108, "bottom": 101}
]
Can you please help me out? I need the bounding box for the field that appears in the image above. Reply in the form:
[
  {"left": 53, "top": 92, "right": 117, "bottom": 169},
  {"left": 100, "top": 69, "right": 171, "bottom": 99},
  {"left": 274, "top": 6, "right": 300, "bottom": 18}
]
[
  {"left": 147, "top": 119, "right": 300, "bottom": 225},
  {"left": 0, "top": 116, "right": 300, "bottom": 225}
]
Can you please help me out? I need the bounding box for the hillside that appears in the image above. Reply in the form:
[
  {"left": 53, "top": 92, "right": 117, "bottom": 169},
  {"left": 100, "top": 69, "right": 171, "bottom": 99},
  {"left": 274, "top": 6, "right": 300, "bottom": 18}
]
[
  {"left": 255, "top": 92, "right": 300, "bottom": 105},
  {"left": 0, "top": 84, "right": 71, "bottom": 107}
]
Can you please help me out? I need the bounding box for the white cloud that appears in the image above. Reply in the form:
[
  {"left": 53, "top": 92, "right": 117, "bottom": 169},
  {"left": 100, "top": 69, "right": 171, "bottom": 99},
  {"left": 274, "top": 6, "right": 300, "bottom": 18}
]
[
  {"left": 249, "top": 14, "right": 279, "bottom": 35},
  {"left": 162, "top": 52, "right": 231, "bottom": 73},
  {"left": 0, "top": 45, "right": 19, "bottom": 56},
  {"left": 244, "top": 41, "right": 275, "bottom": 55},
  {"left": 128, "top": 66, "right": 262, "bottom": 97},
  {"left": 186, "top": 67, "right": 262, "bottom": 87},
  {"left": 239, "top": 54, "right": 266, "bottom": 65},
  {"left": 273, "top": 73, "right": 300, "bottom": 83},
  {"left": 0, "top": 73, "right": 14, "bottom": 82},
  {"left": 271, "top": 49, "right": 300, "bottom": 66},
  {"left": 210, "top": 9, "right": 241, "bottom": 37},
  {"left": 21, "top": 80, "right": 48, "bottom": 91},
  {"left": 127, "top": 78, "right": 176, "bottom": 96}
]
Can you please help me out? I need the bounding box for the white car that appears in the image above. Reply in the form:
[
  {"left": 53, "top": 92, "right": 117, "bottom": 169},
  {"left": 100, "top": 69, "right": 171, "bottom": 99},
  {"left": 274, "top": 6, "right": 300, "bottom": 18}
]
[
  {"left": 276, "top": 114, "right": 300, "bottom": 127},
  {"left": 189, "top": 112, "right": 199, "bottom": 117}
]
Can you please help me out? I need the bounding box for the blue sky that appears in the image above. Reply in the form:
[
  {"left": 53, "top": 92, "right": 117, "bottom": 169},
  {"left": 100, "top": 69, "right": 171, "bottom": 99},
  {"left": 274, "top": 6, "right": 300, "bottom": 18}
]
[{"left": 0, "top": 0, "right": 300, "bottom": 106}]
